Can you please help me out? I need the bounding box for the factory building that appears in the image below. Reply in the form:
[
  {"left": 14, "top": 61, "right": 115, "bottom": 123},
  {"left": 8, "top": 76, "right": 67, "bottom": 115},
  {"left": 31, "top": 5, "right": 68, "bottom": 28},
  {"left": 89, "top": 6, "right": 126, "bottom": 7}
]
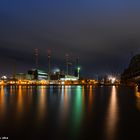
[{"left": 28, "top": 69, "right": 48, "bottom": 80}]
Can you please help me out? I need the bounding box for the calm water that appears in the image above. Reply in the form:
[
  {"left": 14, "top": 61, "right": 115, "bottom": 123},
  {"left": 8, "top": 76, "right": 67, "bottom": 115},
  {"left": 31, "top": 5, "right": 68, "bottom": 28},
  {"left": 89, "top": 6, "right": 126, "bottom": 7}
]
[{"left": 0, "top": 85, "right": 140, "bottom": 140}]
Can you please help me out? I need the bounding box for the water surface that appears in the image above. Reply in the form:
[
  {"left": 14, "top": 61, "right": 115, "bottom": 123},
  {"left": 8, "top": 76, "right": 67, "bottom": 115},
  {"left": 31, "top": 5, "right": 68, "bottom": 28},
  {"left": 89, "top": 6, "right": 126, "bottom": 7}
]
[{"left": 0, "top": 85, "right": 140, "bottom": 140}]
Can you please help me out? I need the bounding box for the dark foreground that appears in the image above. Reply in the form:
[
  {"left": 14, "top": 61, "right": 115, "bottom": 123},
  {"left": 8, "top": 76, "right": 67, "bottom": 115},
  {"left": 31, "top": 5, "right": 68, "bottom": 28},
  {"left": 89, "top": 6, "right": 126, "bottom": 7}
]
[{"left": 0, "top": 85, "right": 140, "bottom": 140}]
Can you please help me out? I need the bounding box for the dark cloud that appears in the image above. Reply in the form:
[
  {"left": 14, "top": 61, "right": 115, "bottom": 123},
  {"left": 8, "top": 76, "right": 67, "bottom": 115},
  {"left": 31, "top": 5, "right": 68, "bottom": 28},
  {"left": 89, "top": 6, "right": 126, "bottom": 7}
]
[{"left": 0, "top": 0, "right": 140, "bottom": 77}]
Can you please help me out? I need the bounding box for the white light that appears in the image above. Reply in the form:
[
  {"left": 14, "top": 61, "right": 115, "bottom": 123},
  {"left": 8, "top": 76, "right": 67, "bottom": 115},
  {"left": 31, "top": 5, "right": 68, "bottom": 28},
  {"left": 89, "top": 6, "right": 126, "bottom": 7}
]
[
  {"left": 53, "top": 68, "right": 60, "bottom": 73},
  {"left": 61, "top": 81, "right": 65, "bottom": 84},
  {"left": 1, "top": 76, "right": 7, "bottom": 80},
  {"left": 111, "top": 78, "right": 116, "bottom": 83},
  {"left": 108, "top": 76, "right": 116, "bottom": 84}
]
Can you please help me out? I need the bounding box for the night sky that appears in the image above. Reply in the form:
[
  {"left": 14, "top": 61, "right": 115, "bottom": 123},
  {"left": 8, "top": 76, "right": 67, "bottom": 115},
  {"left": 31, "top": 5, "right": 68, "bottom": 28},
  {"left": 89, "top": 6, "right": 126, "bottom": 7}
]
[{"left": 1, "top": 0, "right": 140, "bottom": 77}]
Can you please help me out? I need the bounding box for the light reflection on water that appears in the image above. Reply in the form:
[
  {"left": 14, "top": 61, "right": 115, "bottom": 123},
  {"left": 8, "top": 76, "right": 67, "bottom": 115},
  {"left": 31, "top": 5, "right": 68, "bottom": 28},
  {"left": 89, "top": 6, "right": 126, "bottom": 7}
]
[
  {"left": 17, "top": 86, "right": 23, "bottom": 120},
  {"left": 73, "top": 86, "right": 83, "bottom": 125},
  {"left": 88, "top": 85, "right": 93, "bottom": 113},
  {"left": 105, "top": 86, "right": 118, "bottom": 140},
  {"left": 135, "top": 86, "right": 140, "bottom": 111},
  {"left": 0, "top": 85, "right": 140, "bottom": 140},
  {"left": 0, "top": 86, "right": 6, "bottom": 120},
  {"left": 59, "top": 85, "right": 70, "bottom": 126},
  {"left": 37, "top": 86, "right": 47, "bottom": 122}
]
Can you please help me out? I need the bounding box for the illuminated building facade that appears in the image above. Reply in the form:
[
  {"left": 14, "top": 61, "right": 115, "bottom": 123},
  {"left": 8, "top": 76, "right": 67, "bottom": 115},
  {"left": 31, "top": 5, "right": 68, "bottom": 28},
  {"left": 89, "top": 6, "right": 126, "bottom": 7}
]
[{"left": 28, "top": 69, "right": 48, "bottom": 80}]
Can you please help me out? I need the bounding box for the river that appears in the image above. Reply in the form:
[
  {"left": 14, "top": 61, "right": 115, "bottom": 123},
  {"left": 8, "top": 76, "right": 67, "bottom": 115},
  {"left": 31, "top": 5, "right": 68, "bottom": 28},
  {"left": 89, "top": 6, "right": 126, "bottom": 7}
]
[{"left": 0, "top": 85, "right": 140, "bottom": 140}]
